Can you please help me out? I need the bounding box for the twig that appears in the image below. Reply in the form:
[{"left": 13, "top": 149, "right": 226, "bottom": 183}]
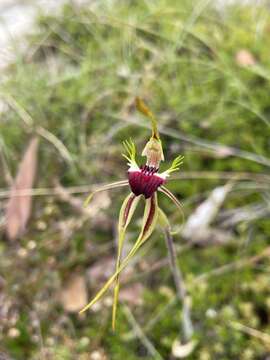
[
  {"left": 0, "top": 185, "right": 92, "bottom": 198},
  {"left": 123, "top": 305, "right": 164, "bottom": 360},
  {"left": 0, "top": 180, "right": 129, "bottom": 199},
  {"left": 0, "top": 183, "right": 113, "bottom": 199},
  {"left": 2, "top": 94, "right": 73, "bottom": 164},
  {"left": 193, "top": 246, "right": 270, "bottom": 283},
  {"left": 36, "top": 126, "right": 73, "bottom": 164},
  {"left": 163, "top": 228, "right": 194, "bottom": 343},
  {"left": 229, "top": 321, "right": 270, "bottom": 346},
  {"left": 172, "top": 171, "right": 270, "bottom": 183},
  {"left": 54, "top": 181, "right": 92, "bottom": 216}
]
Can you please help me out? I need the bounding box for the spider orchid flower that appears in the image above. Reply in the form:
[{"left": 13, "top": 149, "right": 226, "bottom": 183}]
[{"left": 80, "top": 98, "right": 184, "bottom": 330}]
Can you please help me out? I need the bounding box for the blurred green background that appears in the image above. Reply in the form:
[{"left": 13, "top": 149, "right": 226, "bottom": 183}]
[{"left": 0, "top": 0, "right": 270, "bottom": 359}]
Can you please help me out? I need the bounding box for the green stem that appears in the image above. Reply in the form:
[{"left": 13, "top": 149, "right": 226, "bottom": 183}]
[{"left": 163, "top": 228, "right": 194, "bottom": 343}]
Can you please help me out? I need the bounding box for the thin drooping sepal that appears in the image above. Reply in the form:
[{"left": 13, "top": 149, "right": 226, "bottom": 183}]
[
  {"left": 112, "top": 193, "right": 141, "bottom": 331},
  {"left": 79, "top": 193, "right": 158, "bottom": 315},
  {"left": 159, "top": 185, "right": 185, "bottom": 227},
  {"left": 84, "top": 180, "right": 129, "bottom": 207}
]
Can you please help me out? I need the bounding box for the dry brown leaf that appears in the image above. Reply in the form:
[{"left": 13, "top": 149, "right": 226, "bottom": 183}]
[
  {"left": 235, "top": 49, "right": 256, "bottom": 67},
  {"left": 182, "top": 183, "right": 233, "bottom": 244},
  {"left": 183, "top": 184, "right": 232, "bottom": 235},
  {"left": 59, "top": 274, "right": 87, "bottom": 312},
  {"left": 5, "top": 137, "right": 39, "bottom": 240}
]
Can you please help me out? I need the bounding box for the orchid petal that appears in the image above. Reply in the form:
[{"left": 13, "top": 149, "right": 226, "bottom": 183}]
[
  {"left": 79, "top": 193, "right": 158, "bottom": 316},
  {"left": 122, "top": 138, "right": 136, "bottom": 161},
  {"left": 112, "top": 193, "right": 141, "bottom": 331},
  {"left": 161, "top": 155, "right": 184, "bottom": 178},
  {"left": 122, "top": 139, "right": 139, "bottom": 169},
  {"left": 84, "top": 180, "right": 129, "bottom": 207}
]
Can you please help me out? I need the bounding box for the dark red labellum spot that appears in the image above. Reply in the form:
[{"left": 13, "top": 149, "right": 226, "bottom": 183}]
[{"left": 128, "top": 167, "right": 165, "bottom": 198}]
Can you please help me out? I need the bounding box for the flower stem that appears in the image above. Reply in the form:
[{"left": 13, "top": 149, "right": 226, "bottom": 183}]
[{"left": 163, "top": 228, "right": 194, "bottom": 343}]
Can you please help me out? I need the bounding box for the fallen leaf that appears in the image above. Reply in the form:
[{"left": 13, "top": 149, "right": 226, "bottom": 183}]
[
  {"left": 235, "top": 49, "right": 256, "bottom": 67},
  {"left": 5, "top": 137, "right": 39, "bottom": 240},
  {"left": 182, "top": 183, "right": 233, "bottom": 244},
  {"left": 186, "top": 227, "right": 232, "bottom": 245},
  {"left": 59, "top": 274, "right": 87, "bottom": 312}
]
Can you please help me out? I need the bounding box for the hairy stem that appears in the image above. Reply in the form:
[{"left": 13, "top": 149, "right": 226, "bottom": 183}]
[{"left": 163, "top": 228, "right": 194, "bottom": 343}]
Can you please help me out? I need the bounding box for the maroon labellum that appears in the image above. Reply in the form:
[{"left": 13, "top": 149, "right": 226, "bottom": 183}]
[{"left": 128, "top": 165, "right": 165, "bottom": 198}]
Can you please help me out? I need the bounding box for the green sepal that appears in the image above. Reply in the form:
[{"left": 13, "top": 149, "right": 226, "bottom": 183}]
[
  {"left": 112, "top": 193, "right": 141, "bottom": 331},
  {"left": 79, "top": 193, "right": 159, "bottom": 318},
  {"left": 84, "top": 180, "right": 129, "bottom": 207}
]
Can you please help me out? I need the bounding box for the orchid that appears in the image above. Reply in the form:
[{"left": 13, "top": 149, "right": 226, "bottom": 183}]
[{"left": 80, "top": 98, "right": 185, "bottom": 331}]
